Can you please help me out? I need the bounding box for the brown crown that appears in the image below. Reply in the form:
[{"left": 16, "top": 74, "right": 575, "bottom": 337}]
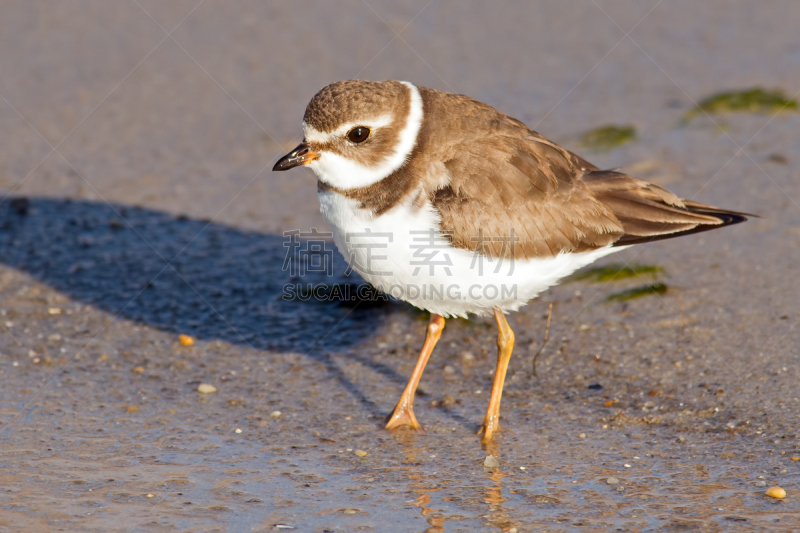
[{"left": 303, "top": 80, "right": 410, "bottom": 132}]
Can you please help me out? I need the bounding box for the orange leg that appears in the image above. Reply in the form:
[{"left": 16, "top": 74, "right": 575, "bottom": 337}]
[
  {"left": 479, "top": 308, "right": 515, "bottom": 443},
  {"left": 385, "top": 313, "right": 446, "bottom": 431}
]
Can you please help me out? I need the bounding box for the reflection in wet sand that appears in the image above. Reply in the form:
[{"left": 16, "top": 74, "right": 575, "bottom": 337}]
[
  {"left": 484, "top": 468, "right": 517, "bottom": 531},
  {"left": 394, "top": 431, "right": 448, "bottom": 532},
  {"left": 393, "top": 431, "right": 528, "bottom": 532}
]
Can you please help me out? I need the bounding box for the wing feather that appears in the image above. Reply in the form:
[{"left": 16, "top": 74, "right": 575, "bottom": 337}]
[
  {"left": 432, "top": 136, "right": 623, "bottom": 259},
  {"left": 414, "top": 86, "right": 750, "bottom": 258}
]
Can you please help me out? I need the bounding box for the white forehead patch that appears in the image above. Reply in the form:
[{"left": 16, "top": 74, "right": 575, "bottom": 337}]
[
  {"left": 303, "top": 115, "right": 392, "bottom": 144},
  {"left": 306, "top": 81, "right": 423, "bottom": 190}
]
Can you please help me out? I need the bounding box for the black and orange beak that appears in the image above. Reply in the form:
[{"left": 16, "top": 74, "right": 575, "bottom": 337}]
[{"left": 272, "top": 142, "right": 318, "bottom": 171}]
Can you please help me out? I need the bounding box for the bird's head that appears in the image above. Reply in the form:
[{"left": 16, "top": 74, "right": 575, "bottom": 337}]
[{"left": 273, "top": 80, "right": 423, "bottom": 190}]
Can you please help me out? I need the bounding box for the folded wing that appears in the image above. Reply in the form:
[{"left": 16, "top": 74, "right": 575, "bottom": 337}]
[
  {"left": 583, "top": 170, "right": 750, "bottom": 246},
  {"left": 430, "top": 134, "right": 749, "bottom": 259}
]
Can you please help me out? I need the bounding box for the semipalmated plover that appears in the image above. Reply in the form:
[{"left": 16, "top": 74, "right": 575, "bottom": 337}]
[{"left": 273, "top": 80, "right": 748, "bottom": 442}]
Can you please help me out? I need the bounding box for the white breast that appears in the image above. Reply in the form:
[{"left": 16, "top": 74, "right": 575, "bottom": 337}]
[{"left": 318, "top": 189, "right": 623, "bottom": 318}]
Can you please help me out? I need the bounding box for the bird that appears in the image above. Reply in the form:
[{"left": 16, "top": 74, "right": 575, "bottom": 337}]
[{"left": 273, "top": 80, "right": 749, "bottom": 442}]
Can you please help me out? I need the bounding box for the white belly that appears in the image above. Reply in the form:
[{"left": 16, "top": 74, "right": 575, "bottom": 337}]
[{"left": 318, "top": 189, "right": 622, "bottom": 318}]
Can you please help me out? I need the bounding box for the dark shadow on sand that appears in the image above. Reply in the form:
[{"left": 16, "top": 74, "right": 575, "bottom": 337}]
[
  {"left": 0, "top": 196, "right": 395, "bottom": 350},
  {"left": 0, "top": 196, "right": 426, "bottom": 416}
]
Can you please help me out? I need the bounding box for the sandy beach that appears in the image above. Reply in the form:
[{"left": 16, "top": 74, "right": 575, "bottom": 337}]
[{"left": 1, "top": 1, "right": 799, "bottom": 530}]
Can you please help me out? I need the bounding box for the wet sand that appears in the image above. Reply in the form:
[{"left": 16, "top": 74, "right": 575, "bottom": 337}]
[{"left": 1, "top": 2, "right": 799, "bottom": 530}]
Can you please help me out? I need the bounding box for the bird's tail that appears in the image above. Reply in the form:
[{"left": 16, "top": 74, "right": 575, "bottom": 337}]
[{"left": 582, "top": 170, "right": 754, "bottom": 247}]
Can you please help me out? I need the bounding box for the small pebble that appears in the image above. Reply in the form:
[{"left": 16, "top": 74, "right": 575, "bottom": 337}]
[
  {"left": 343, "top": 509, "right": 358, "bottom": 515},
  {"left": 354, "top": 450, "right": 368, "bottom": 457},
  {"left": 443, "top": 365, "right": 455, "bottom": 375},
  {"left": 765, "top": 486, "right": 786, "bottom": 499},
  {"left": 270, "top": 410, "right": 282, "bottom": 418},
  {"left": 624, "top": 464, "right": 631, "bottom": 468},
  {"left": 146, "top": 493, "right": 154, "bottom": 498},
  {"left": 462, "top": 351, "right": 475, "bottom": 362},
  {"left": 606, "top": 477, "right": 620, "bottom": 485},
  {"left": 755, "top": 480, "right": 767, "bottom": 487},
  {"left": 578, "top": 433, "right": 586, "bottom": 439},
  {"left": 235, "top": 428, "right": 242, "bottom": 434},
  {"left": 178, "top": 334, "right": 194, "bottom": 346},
  {"left": 197, "top": 383, "right": 217, "bottom": 394},
  {"left": 132, "top": 366, "right": 145, "bottom": 374},
  {"left": 484, "top": 455, "right": 500, "bottom": 469},
  {"left": 47, "top": 308, "right": 62, "bottom": 315},
  {"left": 126, "top": 406, "right": 139, "bottom": 413}
]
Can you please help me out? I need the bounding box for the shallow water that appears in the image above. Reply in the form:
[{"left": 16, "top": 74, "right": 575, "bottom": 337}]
[{"left": 1, "top": 1, "right": 799, "bottom": 531}]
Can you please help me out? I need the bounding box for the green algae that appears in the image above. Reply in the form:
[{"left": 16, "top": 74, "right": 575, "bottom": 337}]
[
  {"left": 683, "top": 88, "right": 798, "bottom": 122},
  {"left": 573, "top": 263, "right": 664, "bottom": 283},
  {"left": 606, "top": 282, "right": 668, "bottom": 302},
  {"left": 580, "top": 125, "right": 637, "bottom": 151}
]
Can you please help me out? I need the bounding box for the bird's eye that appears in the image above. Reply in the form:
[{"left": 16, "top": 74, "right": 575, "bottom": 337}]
[{"left": 346, "top": 126, "right": 371, "bottom": 144}]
